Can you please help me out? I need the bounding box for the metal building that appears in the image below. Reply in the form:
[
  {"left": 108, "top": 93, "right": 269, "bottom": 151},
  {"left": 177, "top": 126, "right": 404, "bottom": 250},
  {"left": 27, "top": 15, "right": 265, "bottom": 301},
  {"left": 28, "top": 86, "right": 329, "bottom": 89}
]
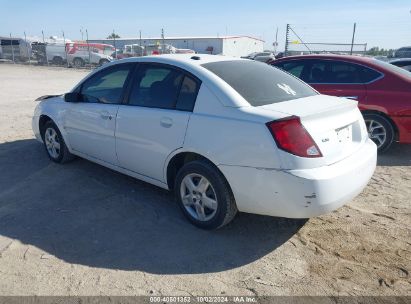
[{"left": 88, "top": 36, "right": 264, "bottom": 57}]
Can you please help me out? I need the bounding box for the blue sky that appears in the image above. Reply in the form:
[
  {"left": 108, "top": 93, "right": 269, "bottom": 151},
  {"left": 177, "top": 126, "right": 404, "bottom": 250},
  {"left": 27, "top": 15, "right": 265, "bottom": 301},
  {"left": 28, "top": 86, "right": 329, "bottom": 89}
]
[{"left": 1, "top": 0, "right": 410, "bottom": 50}]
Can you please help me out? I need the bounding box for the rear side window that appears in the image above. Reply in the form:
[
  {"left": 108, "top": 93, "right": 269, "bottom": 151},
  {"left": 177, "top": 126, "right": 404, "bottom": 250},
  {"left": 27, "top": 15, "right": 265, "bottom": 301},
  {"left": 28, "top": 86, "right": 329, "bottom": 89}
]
[
  {"left": 202, "top": 60, "right": 317, "bottom": 106},
  {"left": 128, "top": 64, "right": 200, "bottom": 111},
  {"left": 129, "top": 65, "right": 183, "bottom": 109},
  {"left": 360, "top": 66, "right": 383, "bottom": 83},
  {"left": 176, "top": 76, "right": 200, "bottom": 111},
  {"left": 329, "top": 61, "right": 363, "bottom": 83}
]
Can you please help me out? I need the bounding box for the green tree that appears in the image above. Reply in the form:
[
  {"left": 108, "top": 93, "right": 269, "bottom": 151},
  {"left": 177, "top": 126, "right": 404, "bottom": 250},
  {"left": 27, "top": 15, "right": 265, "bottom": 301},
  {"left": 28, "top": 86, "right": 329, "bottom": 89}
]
[
  {"left": 365, "top": 46, "right": 395, "bottom": 57},
  {"left": 107, "top": 33, "right": 120, "bottom": 39}
]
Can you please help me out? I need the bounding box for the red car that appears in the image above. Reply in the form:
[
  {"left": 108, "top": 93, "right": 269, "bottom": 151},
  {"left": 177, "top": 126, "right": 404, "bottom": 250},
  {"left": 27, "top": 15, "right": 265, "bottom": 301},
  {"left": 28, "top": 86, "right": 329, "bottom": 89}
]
[{"left": 272, "top": 55, "right": 411, "bottom": 151}]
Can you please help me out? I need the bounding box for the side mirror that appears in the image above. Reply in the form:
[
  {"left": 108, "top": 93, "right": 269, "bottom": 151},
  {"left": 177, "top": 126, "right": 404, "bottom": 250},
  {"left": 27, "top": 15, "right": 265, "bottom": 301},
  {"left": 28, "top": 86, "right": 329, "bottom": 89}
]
[{"left": 64, "top": 92, "right": 82, "bottom": 103}]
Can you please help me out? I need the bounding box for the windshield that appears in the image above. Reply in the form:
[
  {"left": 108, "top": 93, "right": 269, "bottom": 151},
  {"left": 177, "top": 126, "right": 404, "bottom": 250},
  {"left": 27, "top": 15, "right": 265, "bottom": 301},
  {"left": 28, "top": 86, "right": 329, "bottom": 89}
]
[
  {"left": 202, "top": 60, "right": 317, "bottom": 106},
  {"left": 373, "top": 59, "right": 411, "bottom": 78},
  {"left": 103, "top": 46, "right": 115, "bottom": 56}
]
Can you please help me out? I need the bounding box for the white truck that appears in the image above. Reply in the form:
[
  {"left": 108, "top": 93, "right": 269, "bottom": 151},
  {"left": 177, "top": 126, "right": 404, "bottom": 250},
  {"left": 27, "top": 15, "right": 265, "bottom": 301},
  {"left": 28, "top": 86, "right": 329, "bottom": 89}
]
[{"left": 66, "top": 42, "right": 113, "bottom": 67}]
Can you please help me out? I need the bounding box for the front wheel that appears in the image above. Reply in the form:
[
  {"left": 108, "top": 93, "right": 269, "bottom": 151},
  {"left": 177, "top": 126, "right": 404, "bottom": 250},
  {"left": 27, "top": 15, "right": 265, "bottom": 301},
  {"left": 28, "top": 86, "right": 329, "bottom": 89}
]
[
  {"left": 363, "top": 113, "right": 395, "bottom": 152},
  {"left": 52, "top": 56, "right": 64, "bottom": 65},
  {"left": 175, "top": 160, "right": 237, "bottom": 229},
  {"left": 42, "top": 121, "right": 75, "bottom": 163}
]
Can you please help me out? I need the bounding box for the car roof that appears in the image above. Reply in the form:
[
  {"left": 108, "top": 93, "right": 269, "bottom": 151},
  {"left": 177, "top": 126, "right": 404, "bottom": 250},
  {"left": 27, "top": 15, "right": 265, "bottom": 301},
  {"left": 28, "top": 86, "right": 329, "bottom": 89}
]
[
  {"left": 390, "top": 58, "right": 411, "bottom": 63},
  {"left": 103, "top": 54, "right": 246, "bottom": 84},
  {"left": 275, "top": 54, "right": 377, "bottom": 64},
  {"left": 115, "top": 54, "right": 243, "bottom": 66},
  {"left": 274, "top": 54, "right": 411, "bottom": 82},
  {"left": 74, "top": 54, "right": 251, "bottom": 108},
  {"left": 273, "top": 54, "right": 393, "bottom": 71}
]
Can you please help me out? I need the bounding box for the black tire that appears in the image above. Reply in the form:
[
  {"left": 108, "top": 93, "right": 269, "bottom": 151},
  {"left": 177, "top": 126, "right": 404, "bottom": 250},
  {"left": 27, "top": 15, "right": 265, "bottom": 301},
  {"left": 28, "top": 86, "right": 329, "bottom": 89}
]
[
  {"left": 52, "top": 56, "right": 63, "bottom": 65},
  {"left": 73, "top": 57, "right": 84, "bottom": 68},
  {"left": 41, "top": 121, "right": 75, "bottom": 164},
  {"left": 99, "top": 59, "right": 109, "bottom": 66},
  {"left": 363, "top": 113, "right": 395, "bottom": 152},
  {"left": 174, "top": 160, "right": 237, "bottom": 229}
]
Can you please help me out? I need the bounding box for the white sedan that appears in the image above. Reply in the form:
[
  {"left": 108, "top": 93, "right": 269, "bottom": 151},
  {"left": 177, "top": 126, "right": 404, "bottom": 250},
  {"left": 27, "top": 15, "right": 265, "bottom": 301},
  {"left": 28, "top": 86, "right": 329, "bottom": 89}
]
[{"left": 32, "top": 54, "right": 377, "bottom": 229}]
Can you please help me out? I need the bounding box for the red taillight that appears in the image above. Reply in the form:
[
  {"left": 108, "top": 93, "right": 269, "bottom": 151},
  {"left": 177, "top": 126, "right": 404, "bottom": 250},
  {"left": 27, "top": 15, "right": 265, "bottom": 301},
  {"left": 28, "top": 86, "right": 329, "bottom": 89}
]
[{"left": 266, "top": 116, "right": 322, "bottom": 158}]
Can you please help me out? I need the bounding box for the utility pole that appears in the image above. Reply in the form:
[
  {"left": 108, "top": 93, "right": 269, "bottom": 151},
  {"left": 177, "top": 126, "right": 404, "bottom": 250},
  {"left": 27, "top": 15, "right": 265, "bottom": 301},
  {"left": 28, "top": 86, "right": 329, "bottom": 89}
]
[
  {"left": 86, "top": 29, "right": 91, "bottom": 67},
  {"left": 139, "top": 30, "right": 143, "bottom": 56},
  {"left": 112, "top": 29, "right": 117, "bottom": 59},
  {"left": 161, "top": 28, "right": 165, "bottom": 54},
  {"left": 350, "top": 22, "right": 356, "bottom": 55},
  {"left": 62, "top": 30, "right": 68, "bottom": 67},
  {"left": 284, "top": 24, "right": 290, "bottom": 57},
  {"left": 24, "top": 31, "right": 30, "bottom": 65},
  {"left": 10, "top": 33, "right": 15, "bottom": 63},
  {"left": 273, "top": 26, "right": 279, "bottom": 53},
  {"left": 42, "top": 30, "right": 49, "bottom": 66}
]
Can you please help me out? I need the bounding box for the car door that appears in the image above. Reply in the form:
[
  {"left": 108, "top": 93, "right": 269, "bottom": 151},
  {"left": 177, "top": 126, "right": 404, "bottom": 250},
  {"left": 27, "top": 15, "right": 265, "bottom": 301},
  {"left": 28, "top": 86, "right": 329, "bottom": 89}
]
[
  {"left": 302, "top": 59, "right": 367, "bottom": 103},
  {"left": 116, "top": 63, "right": 201, "bottom": 182},
  {"left": 63, "top": 63, "right": 135, "bottom": 165}
]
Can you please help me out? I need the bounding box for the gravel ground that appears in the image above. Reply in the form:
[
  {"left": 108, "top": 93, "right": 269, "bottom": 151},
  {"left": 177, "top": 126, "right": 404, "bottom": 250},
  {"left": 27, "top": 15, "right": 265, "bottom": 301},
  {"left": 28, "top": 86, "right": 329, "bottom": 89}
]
[{"left": 0, "top": 64, "right": 410, "bottom": 296}]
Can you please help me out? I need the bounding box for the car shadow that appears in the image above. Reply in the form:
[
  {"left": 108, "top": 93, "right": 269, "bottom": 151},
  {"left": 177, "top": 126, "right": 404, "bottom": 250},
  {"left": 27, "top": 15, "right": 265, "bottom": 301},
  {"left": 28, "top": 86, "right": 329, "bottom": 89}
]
[
  {"left": 0, "top": 139, "right": 306, "bottom": 274},
  {"left": 377, "top": 143, "right": 411, "bottom": 166}
]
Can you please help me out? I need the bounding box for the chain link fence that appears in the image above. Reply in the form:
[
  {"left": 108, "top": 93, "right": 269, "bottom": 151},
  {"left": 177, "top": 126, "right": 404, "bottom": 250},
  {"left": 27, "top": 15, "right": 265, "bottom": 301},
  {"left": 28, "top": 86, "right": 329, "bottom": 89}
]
[
  {"left": 0, "top": 29, "right": 194, "bottom": 69},
  {"left": 284, "top": 23, "right": 368, "bottom": 57}
]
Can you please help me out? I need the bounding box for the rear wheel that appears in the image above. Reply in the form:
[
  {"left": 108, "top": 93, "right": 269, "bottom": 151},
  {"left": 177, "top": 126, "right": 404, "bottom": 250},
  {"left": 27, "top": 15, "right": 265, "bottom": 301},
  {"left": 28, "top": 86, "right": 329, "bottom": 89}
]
[
  {"left": 42, "top": 121, "right": 75, "bottom": 163},
  {"left": 175, "top": 160, "right": 237, "bottom": 229},
  {"left": 363, "top": 113, "right": 395, "bottom": 152},
  {"left": 73, "top": 57, "right": 84, "bottom": 68}
]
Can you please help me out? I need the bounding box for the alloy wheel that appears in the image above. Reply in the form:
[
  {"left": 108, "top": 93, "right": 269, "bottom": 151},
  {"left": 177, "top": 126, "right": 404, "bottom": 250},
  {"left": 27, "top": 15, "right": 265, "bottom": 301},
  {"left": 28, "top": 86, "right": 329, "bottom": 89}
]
[
  {"left": 365, "top": 119, "right": 387, "bottom": 149},
  {"left": 180, "top": 173, "right": 218, "bottom": 221},
  {"left": 44, "top": 127, "right": 60, "bottom": 159}
]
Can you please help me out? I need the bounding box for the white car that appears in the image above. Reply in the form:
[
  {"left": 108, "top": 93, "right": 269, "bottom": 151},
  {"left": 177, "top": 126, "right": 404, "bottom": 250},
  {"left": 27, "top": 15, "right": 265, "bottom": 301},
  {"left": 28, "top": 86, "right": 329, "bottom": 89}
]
[{"left": 32, "top": 54, "right": 377, "bottom": 229}]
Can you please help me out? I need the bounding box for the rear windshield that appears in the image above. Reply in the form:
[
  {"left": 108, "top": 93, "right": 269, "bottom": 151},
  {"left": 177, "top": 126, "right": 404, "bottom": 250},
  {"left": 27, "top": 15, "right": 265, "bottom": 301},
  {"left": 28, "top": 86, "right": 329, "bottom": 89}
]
[{"left": 202, "top": 60, "right": 317, "bottom": 106}]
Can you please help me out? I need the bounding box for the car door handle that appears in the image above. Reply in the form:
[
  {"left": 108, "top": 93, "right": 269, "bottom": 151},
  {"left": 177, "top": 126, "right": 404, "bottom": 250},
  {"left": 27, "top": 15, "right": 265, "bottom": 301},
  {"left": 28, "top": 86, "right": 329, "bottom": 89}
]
[
  {"left": 100, "top": 111, "right": 112, "bottom": 120},
  {"left": 160, "top": 117, "right": 173, "bottom": 128}
]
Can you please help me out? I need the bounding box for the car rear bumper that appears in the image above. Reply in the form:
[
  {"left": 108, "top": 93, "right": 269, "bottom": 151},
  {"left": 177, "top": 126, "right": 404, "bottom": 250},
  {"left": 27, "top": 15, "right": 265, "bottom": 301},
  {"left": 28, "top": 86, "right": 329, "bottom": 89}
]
[{"left": 218, "top": 139, "right": 377, "bottom": 218}]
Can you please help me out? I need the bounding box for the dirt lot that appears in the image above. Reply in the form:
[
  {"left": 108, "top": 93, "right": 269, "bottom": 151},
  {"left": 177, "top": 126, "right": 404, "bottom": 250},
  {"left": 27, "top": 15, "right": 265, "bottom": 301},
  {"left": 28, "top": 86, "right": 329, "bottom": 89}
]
[{"left": 0, "top": 64, "right": 410, "bottom": 297}]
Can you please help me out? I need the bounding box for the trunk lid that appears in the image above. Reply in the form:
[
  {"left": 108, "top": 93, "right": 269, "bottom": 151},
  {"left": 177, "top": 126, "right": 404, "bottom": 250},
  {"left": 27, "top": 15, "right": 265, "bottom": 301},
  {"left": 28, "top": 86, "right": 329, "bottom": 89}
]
[{"left": 259, "top": 95, "right": 368, "bottom": 168}]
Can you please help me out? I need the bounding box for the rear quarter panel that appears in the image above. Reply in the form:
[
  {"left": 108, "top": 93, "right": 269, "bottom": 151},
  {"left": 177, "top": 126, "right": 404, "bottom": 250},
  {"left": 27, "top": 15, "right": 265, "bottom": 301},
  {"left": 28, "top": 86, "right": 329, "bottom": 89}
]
[
  {"left": 181, "top": 84, "right": 283, "bottom": 169},
  {"left": 364, "top": 77, "right": 411, "bottom": 143}
]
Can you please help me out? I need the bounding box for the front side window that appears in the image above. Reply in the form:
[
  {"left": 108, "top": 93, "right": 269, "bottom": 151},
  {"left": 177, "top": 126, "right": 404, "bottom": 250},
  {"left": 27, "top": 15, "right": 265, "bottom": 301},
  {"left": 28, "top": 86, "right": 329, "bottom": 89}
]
[
  {"left": 202, "top": 60, "right": 317, "bottom": 106},
  {"left": 80, "top": 63, "right": 134, "bottom": 104},
  {"left": 279, "top": 61, "right": 306, "bottom": 78},
  {"left": 305, "top": 60, "right": 328, "bottom": 83}
]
